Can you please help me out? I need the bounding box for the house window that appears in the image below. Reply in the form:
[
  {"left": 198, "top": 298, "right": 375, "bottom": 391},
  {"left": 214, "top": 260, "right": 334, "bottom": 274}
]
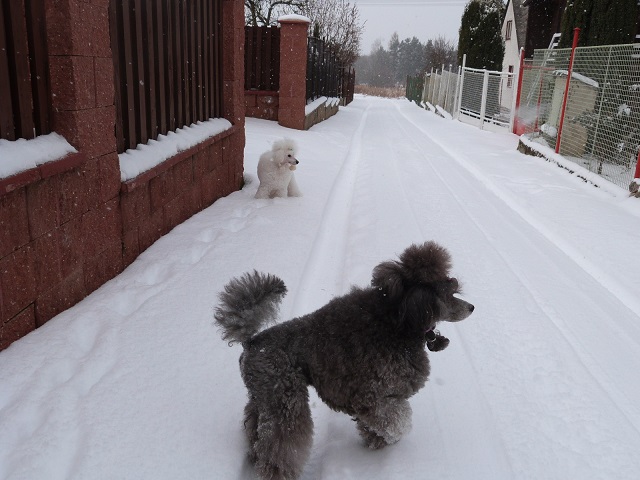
[
  {"left": 506, "top": 20, "right": 512, "bottom": 40},
  {"left": 507, "top": 65, "right": 514, "bottom": 88}
]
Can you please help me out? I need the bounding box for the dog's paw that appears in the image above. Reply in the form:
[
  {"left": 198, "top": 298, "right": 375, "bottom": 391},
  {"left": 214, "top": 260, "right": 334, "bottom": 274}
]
[
  {"left": 356, "top": 421, "right": 390, "bottom": 450},
  {"left": 361, "top": 429, "right": 389, "bottom": 450}
]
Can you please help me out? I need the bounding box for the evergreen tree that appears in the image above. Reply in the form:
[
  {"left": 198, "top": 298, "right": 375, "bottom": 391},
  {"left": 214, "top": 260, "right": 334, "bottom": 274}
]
[
  {"left": 388, "top": 33, "right": 401, "bottom": 83},
  {"left": 397, "top": 37, "right": 425, "bottom": 80},
  {"left": 368, "top": 45, "right": 394, "bottom": 87},
  {"left": 457, "top": 0, "right": 505, "bottom": 70},
  {"left": 560, "top": 0, "right": 638, "bottom": 47},
  {"left": 559, "top": 0, "right": 593, "bottom": 47}
]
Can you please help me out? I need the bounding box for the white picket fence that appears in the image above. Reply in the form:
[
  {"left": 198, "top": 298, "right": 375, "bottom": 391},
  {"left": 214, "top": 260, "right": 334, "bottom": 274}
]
[{"left": 419, "top": 55, "right": 517, "bottom": 133}]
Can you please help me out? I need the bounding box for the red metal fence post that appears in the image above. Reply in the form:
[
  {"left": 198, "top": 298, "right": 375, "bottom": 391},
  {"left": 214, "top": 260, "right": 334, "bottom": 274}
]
[
  {"left": 635, "top": 150, "right": 640, "bottom": 179},
  {"left": 513, "top": 47, "right": 525, "bottom": 134},
  {"left": 555, "top": 27, "right": 580, "bottom": 154}
]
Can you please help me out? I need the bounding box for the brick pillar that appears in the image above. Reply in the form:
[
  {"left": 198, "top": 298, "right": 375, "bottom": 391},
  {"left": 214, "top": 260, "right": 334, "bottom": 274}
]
[
  {"left": 46, "top": 0, "right": 118, "bottom": 162},
  {"left": 278, "top": 16, "right": 310, "bottom": 130},
  {"left": 222, "top": 0, "right": 246, "bottom": 188},
  {"left": 223, "top": 0, "right": 246, "bottom": 128}
]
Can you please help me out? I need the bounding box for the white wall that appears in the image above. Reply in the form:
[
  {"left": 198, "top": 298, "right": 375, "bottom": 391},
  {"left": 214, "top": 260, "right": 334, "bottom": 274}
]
[{"left": 501, "top": 1, "right": 521, "bottom": 110}]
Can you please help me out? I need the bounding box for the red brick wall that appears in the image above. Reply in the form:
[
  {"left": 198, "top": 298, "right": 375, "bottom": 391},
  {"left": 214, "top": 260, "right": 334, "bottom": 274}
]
[
  {"left": 245, "top": 91, "right": 280, "bottom": 121},
  {"left": 120, "top": 128, "right": 244, "bottom": 268},
  {"left": 0, "top": 0, "right": 245, "bottom": 351}
]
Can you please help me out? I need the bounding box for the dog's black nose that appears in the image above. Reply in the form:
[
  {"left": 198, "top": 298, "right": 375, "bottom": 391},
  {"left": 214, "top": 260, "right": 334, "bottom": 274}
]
[
  {"left": 469, "top": 304, "right": 475, "bottom": 312},
  {"left": 295, "top": 160, "right": 299, "bottom": 164}
]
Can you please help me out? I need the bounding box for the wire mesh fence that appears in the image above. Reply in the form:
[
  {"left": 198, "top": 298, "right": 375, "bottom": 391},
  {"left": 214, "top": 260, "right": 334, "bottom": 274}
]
[{"left": 516, "top": 44, "right": 640, "bottom": 189}]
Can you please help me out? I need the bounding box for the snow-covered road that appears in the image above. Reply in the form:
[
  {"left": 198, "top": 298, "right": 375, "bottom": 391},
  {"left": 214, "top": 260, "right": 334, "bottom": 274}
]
[{"left": 2, "top": 96, "right": 640, "bottom": 479}]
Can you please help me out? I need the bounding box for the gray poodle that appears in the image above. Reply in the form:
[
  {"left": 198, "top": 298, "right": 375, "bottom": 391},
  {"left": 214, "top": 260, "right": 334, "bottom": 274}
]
[{"left": 214, "top": 241, "right": 475, "bottom": 480}]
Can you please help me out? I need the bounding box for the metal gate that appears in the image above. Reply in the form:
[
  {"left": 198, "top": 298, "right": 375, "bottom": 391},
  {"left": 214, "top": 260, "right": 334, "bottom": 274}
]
[{"left": 456, "top": 66, "right": 516, "bottom": 133}]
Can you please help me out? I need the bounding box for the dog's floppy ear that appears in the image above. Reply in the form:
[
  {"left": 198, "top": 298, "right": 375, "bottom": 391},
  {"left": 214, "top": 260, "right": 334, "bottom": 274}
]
[
  {"left": 371, "top": 260, "right": 406, "bottom": 303},
  {"left": 398, "top": 287, "right": 437, "bottom": 332}
]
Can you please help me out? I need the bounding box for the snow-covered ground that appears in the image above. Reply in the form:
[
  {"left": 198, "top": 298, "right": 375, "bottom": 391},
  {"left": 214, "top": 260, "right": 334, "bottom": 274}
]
[{"left": 2, "top": 95, "right": 640, "bottom": 480}]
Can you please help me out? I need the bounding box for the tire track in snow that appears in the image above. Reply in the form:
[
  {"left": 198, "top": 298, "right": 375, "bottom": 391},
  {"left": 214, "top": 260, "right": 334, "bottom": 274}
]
[
  {"left": 289, "top": 104, "right": 371, "bottom": 317},
  {"left": 295, "top": 100, "right": 517, "bottom": 479},
  {"left": 369, "top": 104, "right": 516, "bottom": 478},
  {"left": 396, "top": 103, "right": 640, "bottom": 322},
  {"left": 395, "top": 103, "right": 640, "bottom": 436}
]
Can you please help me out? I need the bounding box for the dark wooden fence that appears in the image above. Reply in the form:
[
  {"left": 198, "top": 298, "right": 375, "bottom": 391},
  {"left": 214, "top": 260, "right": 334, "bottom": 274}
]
[
  {"left": 306, "top": 36, "right": 342, "bottom": 101},
  {"left": 245, "top": 25, "right": 280, "bottom": 91},
  {"left": 109, "top": 0, "right": 223, "bottom": 153},
  {"left": 0, "top": 0, "right": 51, "bottom": 141},
  {"left": 405, "top": 74, "right": 424, "bottom": 104},
  {"left": 342, "top": 66, "right": 355, "bottom": 105}
]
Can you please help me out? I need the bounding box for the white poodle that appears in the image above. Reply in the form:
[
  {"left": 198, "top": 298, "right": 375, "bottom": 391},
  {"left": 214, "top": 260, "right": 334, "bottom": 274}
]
[{"left": 255, "top": 138, "right": 302, "bottom": 199}]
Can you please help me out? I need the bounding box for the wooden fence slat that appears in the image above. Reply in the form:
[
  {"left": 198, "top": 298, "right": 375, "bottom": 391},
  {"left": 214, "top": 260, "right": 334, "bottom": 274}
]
[
  {"left": 261, "top": 27, "right": 269, "bottom": 89},
  {"left": 133, "top": 0, "right": 148, "bottom": 145},
  {"left": 25, "top": 0, "right": 49, "bottom": 137},
  {"left": 271, "top": 30, "right": 280, "bottom": 90},
  {"left": 202, "top": 0, "right": 209, "bottom": 119},
  {"left": 0, "top": 0, "right": 16, "bottom": 140},
  {"left": 121, "top": 0, "right": 137, "bottom": 150},
  {"left": 179, "top": 0, "right": 188, "bottom": 126},
  {"left": 211, "top": 0, "right": 219, "bottom": 118},
  {"left": 190, "top": 0, "right": 196, "bottom": 122},
  {"left": 155, "top": 1, "right": 167, "bottom": 134},
  {"left": 144, "top": 1, "right": 157, "bottom": 140},
  {"left": 9, "top": 0, "right": 35, "bottom": 139},
  {"left": 109, "top": 0, "right": 124, "bottom": 151},
  {"left": 212, "top": 0, "right": 221, "bottom": 116},
  {"left": 196, "top": 0, "right": 204, "bottom": 121},
  {"left": 245, "top": 27, "right": 253, "bottom": 90},
  {"left": 165, "top": 0, "right": 175, "bottom": 131}
]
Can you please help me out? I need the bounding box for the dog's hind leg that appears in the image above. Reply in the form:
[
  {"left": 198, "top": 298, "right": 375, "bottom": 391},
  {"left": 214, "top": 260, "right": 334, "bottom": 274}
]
[
  {"left": 243, "top": 398, "right": 260, "bottom": 463},
  {"left": 355, "top": 397, "right": 413, "bottom": 450},
  {"left": 246, "top": 355, "right": 314, "bottom": 480}
]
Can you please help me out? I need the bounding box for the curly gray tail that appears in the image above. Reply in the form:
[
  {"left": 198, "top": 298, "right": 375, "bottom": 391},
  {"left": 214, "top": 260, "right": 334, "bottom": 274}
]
[{"left": 214, "top": 271, "right": 287, "bottom": 345}]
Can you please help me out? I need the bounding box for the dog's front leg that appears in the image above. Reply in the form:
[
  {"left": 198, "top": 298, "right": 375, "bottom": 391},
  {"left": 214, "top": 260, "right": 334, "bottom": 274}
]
[
  {"left": 287, "top": 174, "right": 302, "bottom": 197},
  {"left": 355, "top": 397, "right": 412, "bottom": 449}
]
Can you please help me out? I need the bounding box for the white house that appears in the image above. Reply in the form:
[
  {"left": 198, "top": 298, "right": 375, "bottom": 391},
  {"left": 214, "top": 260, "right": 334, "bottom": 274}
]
[
  {"left": 502, "top": 1, "right": 523, "bottom": 78},
  {"left": 500, "top": 0, "right": 526, "bottom": 110}
]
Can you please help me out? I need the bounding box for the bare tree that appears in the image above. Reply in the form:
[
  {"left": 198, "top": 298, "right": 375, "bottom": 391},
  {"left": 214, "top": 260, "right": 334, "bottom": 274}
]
[
  {"left": 244, "top": 0, "right": 364, "bottom": 65},
  {"left": 301, "top": 0, "right": 364, "bottom": 65},
  {"left": 244, "top": 0, "right": 305, "bottom": 26},
  {"left": 426, "top": 35, "right": 458, "bottom": 73}
]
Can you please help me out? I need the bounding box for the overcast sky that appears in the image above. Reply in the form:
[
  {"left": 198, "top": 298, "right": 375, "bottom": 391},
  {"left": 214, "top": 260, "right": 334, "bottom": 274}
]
[{"left": 352, "top": 0, "right": 469, "bottom": 54}]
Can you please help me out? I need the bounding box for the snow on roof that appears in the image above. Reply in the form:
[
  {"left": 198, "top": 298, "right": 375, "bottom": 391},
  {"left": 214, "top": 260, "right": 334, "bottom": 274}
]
[
  {"left": 119, "top": 118, "right": 232, "bottom": 182},
  {"left": 552, "top": 70, "right": 600, "bottom": 89},
  {"left": 0, "top": 132, "right": 77, "bottom": 179}
]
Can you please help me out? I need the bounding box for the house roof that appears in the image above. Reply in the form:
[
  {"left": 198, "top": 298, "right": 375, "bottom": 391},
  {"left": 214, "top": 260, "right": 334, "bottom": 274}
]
[{"left": 511, "top": 0, "right": 530, "bottom": 51}]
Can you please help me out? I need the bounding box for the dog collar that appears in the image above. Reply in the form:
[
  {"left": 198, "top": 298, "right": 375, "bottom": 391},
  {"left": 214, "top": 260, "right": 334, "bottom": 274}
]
[{"left": 425, "top": 328, "right": 438, "bottom": 347}]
